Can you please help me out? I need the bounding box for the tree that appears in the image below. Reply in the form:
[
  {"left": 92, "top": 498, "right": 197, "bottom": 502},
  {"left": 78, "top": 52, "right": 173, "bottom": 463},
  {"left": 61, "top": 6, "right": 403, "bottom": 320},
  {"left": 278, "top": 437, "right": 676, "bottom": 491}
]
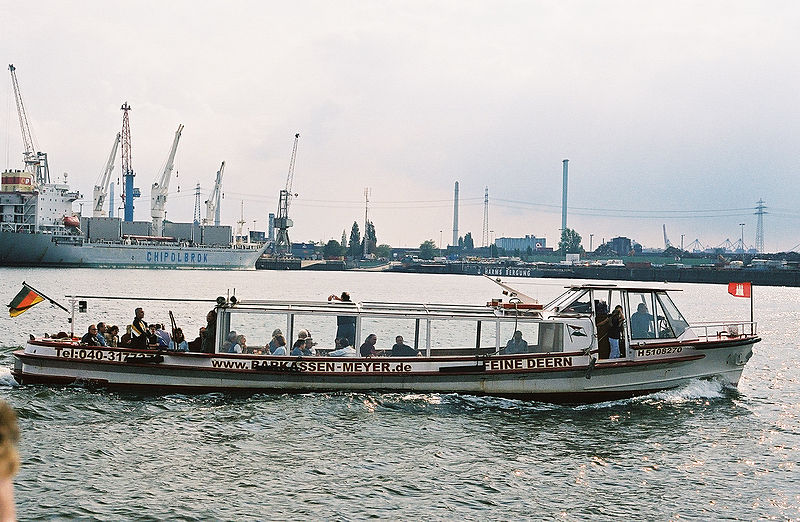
[
  {"left": 463, "top": 232, "right": 474, "bottom": 250},
  {"left": 341, "top": 230, "right": 348, "bottom": 252},
  {"left": 558, "top": 228, "right": 584, "bottom": 254},
  {"left": 374, "top": 243, "right": 391, "bottom": 259},
  {"left": 323, "top": 239, "right": 343, "bottom": 258},
  {"left": 362, "top": 220, "right": 377, "bottom": 255},
  {"left": 348, "top": 222, "right": 361, "bottom": 258},
  {"left": 419, "top": 239, "right": 436, "bottom": 260},
  {"left": 458, "top": 236, "right": 464, "bottom": 249}
]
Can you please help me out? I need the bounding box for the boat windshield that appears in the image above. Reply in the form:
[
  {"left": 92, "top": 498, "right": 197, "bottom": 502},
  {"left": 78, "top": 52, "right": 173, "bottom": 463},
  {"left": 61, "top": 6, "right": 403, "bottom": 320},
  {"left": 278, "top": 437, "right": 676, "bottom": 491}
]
[{"left": 656, "top": 292, "right": 689, "bottom": 338}]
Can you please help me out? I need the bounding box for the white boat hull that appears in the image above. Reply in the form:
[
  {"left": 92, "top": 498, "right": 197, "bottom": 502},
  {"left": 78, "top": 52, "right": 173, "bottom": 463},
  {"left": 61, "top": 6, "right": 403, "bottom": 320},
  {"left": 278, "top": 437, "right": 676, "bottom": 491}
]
[{"left": 13, "top": 337, "right": 756, "bottom": 403}]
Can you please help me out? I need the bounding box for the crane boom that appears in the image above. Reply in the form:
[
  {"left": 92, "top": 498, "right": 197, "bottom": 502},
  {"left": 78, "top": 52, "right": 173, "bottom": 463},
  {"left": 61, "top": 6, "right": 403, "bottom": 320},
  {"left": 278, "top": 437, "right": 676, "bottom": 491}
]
[
  {"left": 204, "top": 161, "right": 225, "bottom": 226},
  {"left": 93, "top": 133, "right": 121, "bottom": 217},
  {"left": 8, "top": 64, "right": 49, "bottom": 184},
  {"left": 150, "top": 124, "right": 184, "bottom": 236},
  {"left": 273, "top": 133, "right": 300, "bottom": 256}
]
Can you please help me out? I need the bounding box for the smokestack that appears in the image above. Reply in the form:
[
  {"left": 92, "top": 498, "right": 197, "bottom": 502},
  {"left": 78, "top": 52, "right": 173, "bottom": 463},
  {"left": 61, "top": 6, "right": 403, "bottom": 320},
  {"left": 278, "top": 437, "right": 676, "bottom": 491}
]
[
  {"left": 452, "top": 181, "right": 459, "bottom": 247},
  {"left": 561, "top": 159, "right": 569, "bottom": 233}
]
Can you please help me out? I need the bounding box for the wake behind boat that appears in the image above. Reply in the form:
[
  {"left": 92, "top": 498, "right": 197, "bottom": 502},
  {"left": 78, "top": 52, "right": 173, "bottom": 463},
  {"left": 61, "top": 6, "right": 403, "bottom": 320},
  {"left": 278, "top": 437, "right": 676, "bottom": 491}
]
[{"left": 12, "top": 282, "right": 759, "bottom": 403}]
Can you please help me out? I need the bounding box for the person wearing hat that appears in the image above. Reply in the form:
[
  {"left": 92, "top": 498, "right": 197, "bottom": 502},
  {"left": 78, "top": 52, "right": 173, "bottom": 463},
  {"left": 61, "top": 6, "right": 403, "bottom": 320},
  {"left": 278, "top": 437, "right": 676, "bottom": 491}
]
[{"left": 268, "top": 329, "right": 283, "bottom": 353}]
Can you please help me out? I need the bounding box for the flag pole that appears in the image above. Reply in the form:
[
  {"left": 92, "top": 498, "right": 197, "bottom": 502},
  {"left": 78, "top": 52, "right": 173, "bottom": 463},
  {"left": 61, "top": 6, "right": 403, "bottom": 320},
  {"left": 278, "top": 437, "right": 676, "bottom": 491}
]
[
  {"left": 21, "top": 281, "right": 69, "bottom": 313},
  {"left": 750, "top": 281, "right": 754, "bottom": 333}
]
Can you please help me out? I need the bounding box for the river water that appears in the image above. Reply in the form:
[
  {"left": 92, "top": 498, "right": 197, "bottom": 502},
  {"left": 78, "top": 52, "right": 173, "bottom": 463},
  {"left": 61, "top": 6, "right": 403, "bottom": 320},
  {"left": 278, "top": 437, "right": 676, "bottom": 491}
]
[{"left": 0, "top": 268, "right": 798, "bottom": 520}]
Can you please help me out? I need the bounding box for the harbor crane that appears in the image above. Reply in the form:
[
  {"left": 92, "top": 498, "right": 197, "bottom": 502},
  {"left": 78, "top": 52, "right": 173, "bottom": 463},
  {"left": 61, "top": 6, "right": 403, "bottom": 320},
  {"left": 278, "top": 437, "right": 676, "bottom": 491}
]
[
  {"left": 8, "top": 64, "right": 50, "bottom": 185},
  {"left": 150, "top": 124, "right": 184, "bottom": 236},
  {"left": 92, "top": 133, "right": 121, "bottom": 217},
  {"left": 204, "top": 161, "right": 225, "bottom": 226},
  {"left": 273, "top": 133, "right": 300, "bottom": 256}
]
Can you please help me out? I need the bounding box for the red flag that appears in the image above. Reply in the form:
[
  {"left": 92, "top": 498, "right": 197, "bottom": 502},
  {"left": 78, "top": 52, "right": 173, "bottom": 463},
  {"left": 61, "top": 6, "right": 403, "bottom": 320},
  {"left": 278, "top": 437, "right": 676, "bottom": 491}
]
[{"left": 728, "top": 282, "right": 751, "bottom": 298}]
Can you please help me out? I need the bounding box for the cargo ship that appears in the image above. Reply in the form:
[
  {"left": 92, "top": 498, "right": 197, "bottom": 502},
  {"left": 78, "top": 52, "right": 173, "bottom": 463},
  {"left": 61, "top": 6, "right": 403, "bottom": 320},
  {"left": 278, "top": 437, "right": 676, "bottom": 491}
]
[{"left": 0, "top": 170, "right": 268, "bottom": 269}]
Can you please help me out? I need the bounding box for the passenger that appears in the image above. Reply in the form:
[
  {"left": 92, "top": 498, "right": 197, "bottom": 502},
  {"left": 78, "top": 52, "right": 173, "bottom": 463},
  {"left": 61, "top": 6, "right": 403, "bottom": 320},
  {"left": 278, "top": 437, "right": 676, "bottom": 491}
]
[
  {"left": 80, "top": 325, "right": 101, "bottom": 346},
  {"left": 105, "top": 325, "right": 119, "bottom": 347},
  {"left": 295, "top": 329, "right": 317, "bottom": 355},
  {"left": 200, "top": 310, "right": 217, "bottom": 353},
  {"left": 609, "top": 306, "right": 625, "bottom": 359},
  {"left": 390, "top": 335, "right": 419, "bottom": 356},
  {"left": 329, "top": 337, "right": 356, "bottom": 357},
  {"left": 268, "top": 329, "right": 283, "bottom": 352},
  {"left": 595, "top": 301, "right": 611, "bottom": 359},
  {"left": 271, "top": 334, "right": 287, "bottom": 355},
  {"left": 228, "top": 334, "right": 247, "bottom": 354},
  {"left": 147, "top": 324, "right": 161, "bottom": 347},
  {"left": 222, "top": 331, "right": 238, "bottom": 353},
  {"left": 168, "top": 328, "right": 189, "bottom": 352},
  {"left": 187, "top": 328, "right": 204, "bottom": 352},
  {"left": 290, "top": 338, "right": 312, "bottom": 356},
  {"left": 95, "top": 322, "right": 108, "bottom": 346},
  {"left": 360, "top": 333, "right": 379, "bottom": 357},
  {"left": 154, "top": 324, "right": 171, "bottom": 348},
  {"left": 119, "top": 325, "right": 132, "bottom": 347},
  {"left": 631, "top": 303, "right": 654, "bottom": 339},
  {"left": 504, "top": 330, "right": 529, "bottom": 354},
  {"left": 329, "top": 292, "right": 356, "bottom": 347},
  {"left": 130, "top": 307, "right": 148, "bottom": 349}
]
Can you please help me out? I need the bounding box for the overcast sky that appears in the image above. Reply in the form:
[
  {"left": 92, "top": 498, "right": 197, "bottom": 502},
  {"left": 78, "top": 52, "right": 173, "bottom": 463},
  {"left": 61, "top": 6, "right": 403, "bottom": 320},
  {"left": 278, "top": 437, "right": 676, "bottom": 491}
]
[{"left": 2, "top": 1, "right": 799, "bottom": 251}]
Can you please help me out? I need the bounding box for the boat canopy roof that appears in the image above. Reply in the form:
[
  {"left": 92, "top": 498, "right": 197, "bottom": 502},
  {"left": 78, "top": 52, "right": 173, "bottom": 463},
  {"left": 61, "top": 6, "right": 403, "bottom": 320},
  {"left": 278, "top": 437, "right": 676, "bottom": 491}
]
[
  {"left": 224, "top": 299, "right": 533, "bottom": 320},
  {"left": 560, "top": 283, "right": 682, "bottom": 292}
]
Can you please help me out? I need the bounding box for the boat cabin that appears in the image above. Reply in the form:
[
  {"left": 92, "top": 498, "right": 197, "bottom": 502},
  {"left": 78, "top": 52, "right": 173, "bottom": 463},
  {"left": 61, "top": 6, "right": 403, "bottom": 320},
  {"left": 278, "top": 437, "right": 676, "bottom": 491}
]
[{"left": 211, "top": 284, "right": 712, "bottom": 359}]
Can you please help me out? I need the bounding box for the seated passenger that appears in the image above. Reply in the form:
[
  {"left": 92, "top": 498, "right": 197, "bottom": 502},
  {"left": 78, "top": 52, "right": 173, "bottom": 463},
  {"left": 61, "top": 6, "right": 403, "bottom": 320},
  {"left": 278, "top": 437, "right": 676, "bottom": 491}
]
[
  {"left": 631, "top": 303, "right": 654, "bottom": 339},
  {"left": 360, "top": 334, "right": 379, "bottom": 357},
  {"left": 146, "top": 324, "right": 160, "bottom": 346},
  {"left": 222, "top": 331, "right": 238, "bottom": 353},
  {"left": 168, "top": 328, "right": 189, "bottom": 352},
  {"left": 154, "top": 324, "right": 171, "bottom": 348},
  {"left": 105, "top": 325, "right": 120, "bottom": 347},
  {"left": 95, "top": 322, "right": 108, "bottom": 346},
  {"left": 390, "top": 336, "right": 419, "bottom": 356},
  {"left": 268, "top": 329, "right": 283, "bottom": 352},
  {"left": 80, "top": 325, "right": 101, "bottom": 346},
  {"left": 228, "top": 335, "right": 247, "bottom": 354},
  {"left": 504, "top": 330, "right": 528, "bottom": 354},
  {"left": 269, "top": 334, "right": 287, "bottom": 355},
  {"left": 119, "top": 325, "right": 133, "bottom": 347},
  {"left": 290, "top": 338, "right": 312, "bottom": 357},
  {"left": 329, "top": 337, "right": 356, "bottom": 357}
]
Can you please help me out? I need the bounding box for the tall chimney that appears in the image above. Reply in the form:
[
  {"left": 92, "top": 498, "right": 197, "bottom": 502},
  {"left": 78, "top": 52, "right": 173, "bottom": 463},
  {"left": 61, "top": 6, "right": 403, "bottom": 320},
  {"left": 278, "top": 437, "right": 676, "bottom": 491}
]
[
  {"left": 452, "top": 181, "right": 459, "bottom": 247},
  {"left": 561, "top": 159, "right": 569, "bottom": 233}
]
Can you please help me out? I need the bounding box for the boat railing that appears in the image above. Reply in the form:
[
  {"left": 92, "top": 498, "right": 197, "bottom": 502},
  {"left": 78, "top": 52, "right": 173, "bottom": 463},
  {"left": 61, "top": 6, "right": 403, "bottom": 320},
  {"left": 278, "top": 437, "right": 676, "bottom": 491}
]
[{"left": 690, "top": 321, "right": 757, "bottom": 340}]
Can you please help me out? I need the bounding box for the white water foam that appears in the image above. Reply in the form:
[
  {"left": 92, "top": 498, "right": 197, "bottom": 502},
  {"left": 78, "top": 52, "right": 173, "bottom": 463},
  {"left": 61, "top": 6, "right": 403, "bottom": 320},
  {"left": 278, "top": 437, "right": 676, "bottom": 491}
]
[{"left": 0, "top": 367, "right": 18, "bottom": 387}]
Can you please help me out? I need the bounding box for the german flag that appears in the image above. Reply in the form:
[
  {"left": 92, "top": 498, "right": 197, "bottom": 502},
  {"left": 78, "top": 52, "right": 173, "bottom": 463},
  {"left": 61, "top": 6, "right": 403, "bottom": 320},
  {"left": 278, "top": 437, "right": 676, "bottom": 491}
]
[{"left": 8, "top": 284, "right": 45, "bottom": 317}]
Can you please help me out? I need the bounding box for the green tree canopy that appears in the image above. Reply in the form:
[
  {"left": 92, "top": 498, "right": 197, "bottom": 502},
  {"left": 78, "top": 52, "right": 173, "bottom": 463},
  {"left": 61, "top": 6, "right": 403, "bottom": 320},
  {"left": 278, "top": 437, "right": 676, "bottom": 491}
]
[
  {"left": 463, "top": 232, "right": 474, "bottom": 250},
  {"left": 558, "top": 228, "right": 584, "bottom": 254},
  {"left": 374, "top": 243, "right": 391, "bottom": 259},
  {"left": 419, "top": 239, "right": 436, "bottom": 260},
  {"left": 323, "top": 239, "right": 343, "bottom": 258},
  {"left": 348, "top": 222, "right": 361, "bottom": 258}
]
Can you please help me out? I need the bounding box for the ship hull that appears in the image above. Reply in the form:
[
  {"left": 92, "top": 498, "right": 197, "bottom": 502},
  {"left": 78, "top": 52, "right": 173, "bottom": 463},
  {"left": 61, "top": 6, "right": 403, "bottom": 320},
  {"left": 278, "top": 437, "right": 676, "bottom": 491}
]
[{"left": 0, "top": 230, "right": 266, "bottom": 269}]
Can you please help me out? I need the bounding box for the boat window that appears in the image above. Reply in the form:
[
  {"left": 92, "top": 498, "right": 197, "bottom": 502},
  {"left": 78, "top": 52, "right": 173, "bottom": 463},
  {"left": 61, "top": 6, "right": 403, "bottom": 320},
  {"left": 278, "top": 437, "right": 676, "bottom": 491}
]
[
  {"left": 628, "top": 291, "right": 656, "bottom": 339},
  {"left": 428, "top": 318, "right": 487, "bottom": 356},
  {"left": 656, "top": 293, "right": 689, "bottom": 338},
  {"left": 288, "top": 314, "right": 339, "bottom": 353},
  {"left": 359, "top": 317, "right": 427, "bottom": 355},
  {"left": 651, "top": 297, "right": 675, "bottom": 339},
  {"left": 226, "top": 312, "right": 288, "bottom": 354},
  {"left": 499, "top": 321, "right": 561, "bottom": 354},
  {"left": 559, "top": 290, "right": 592, "bottom": 314}
]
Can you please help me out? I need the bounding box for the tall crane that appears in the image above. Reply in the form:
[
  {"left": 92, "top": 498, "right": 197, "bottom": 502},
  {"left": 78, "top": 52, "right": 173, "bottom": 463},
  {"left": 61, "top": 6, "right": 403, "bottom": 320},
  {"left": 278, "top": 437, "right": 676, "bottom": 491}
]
[
  {"left": 8, "top": 64, "right": 50, "bottom": 185},
  {"left": 92, "top": 133, "right": 121, "bottom": 217},
  {"left": 273, "top": 133, "right": 300, "bottom": 256},
  {"left": 204, "top": 161, "right": 225, "bottom": 226},
  {"left": 120, "top": 102, "right": 139, "bottom": 222},
  {"left": 150, "top": 124, "right": 184, "bottom": 236}
]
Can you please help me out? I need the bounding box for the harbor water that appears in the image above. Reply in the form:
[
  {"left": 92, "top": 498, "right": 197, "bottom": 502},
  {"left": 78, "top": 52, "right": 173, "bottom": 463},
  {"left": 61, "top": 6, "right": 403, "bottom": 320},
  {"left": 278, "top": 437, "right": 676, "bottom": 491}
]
[{"left": 0, "top": 268, "right": 798, "bottom": 520}]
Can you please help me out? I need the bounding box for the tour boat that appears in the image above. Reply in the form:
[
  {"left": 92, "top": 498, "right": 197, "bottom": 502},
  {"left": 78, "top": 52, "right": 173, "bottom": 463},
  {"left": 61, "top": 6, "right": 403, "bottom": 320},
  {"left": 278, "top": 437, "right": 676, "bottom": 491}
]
[{"left": 12, "top": 283, "right": 759, "bottom": 403}]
